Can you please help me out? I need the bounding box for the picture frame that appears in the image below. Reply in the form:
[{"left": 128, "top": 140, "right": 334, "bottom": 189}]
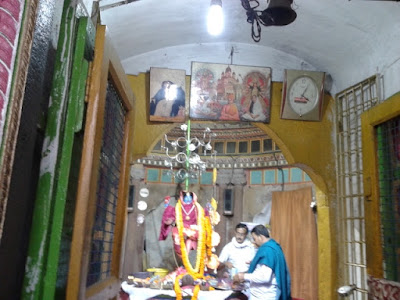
[
  {"left": 280, "top": 69, "right": 325, "bottom": 121},
  {"left": 149, "top": 67, "right": 187, "bottom": 122},
  {"left": 189, "top": 62, "right": 272, "bottom": 123}
]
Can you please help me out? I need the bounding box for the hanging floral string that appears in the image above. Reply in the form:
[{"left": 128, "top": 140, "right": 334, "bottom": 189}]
[
  {"left": 174, "top": 200, "right": 211, "bottom": 299},
  {"left": 192, "top": 284, "right": 201, "bottom": 299},
  {"left": 174, "top": 273, "right": 185, "bottom": 300},
  {"left": 204, "top": 217, "right": 212, "bottom": 257},
  {"left": 175, "top": 201, "right": 204, "bottom": 275}
]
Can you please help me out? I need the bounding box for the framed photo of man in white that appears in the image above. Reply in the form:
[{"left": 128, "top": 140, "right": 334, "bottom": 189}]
[{"left": 149, "top": 67, "right": 187, "bottom": 122}]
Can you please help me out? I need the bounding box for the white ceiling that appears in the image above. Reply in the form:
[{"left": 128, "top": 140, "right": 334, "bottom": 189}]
[{"left": 98, "top": 0, "right": 400, "bottom": 95}]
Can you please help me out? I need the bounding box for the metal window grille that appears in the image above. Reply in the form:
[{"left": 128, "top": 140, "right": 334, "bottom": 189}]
[
  {"left": 336, "top": 75, "right": 380, "bottom": 299},
  {"left": 86, "top": 81, "right": 127, "bottom": 286},
  {"left": 376, "top": 116, "right": 400, "bottom": 280}
]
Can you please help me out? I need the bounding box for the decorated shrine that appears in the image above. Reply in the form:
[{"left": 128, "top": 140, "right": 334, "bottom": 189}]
[{"left": 122, "top": 121, "right": 229, "bottom": 300}]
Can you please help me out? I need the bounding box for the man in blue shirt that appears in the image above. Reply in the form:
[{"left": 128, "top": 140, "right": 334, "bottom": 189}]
[{"left": 233, "top": 225, "right": 291, "bottom": 300}]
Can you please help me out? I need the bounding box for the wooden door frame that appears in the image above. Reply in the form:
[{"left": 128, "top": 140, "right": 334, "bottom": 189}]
[
  {"left": 67, "top": 24, "right": 134, "bottom": 300},
  {"left": 361, "top": 94, "right": 400, "bottom": 278}
]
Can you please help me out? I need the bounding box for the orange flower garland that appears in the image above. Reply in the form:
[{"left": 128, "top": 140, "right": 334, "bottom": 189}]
[
  {"left": 174, "top": 200, "right": 211, "bottom": 299},
  {"left": 193, "top": 284, "right": 200, "bottom": 299},
  {"left": 173, "top": 273, "right": 201, "bottom": 300},
  {"left": 174, "top": 273, "right": 185, "bottom": 300},
  {"left": 204, "top": 217, "right": 212, "bottom": 257},
  {"left": 175, "top": 201, "right": 204, "bottom": 275}
]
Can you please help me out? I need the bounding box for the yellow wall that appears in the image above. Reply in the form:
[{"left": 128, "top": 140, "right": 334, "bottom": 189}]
[{"left": 128, "top": 72, "right": 338, "bottom": 299}]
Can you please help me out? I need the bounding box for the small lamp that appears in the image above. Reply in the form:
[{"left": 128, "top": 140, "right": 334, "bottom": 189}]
[
  {"left": 207, "top": 0, "right": 224, "bottom": 36},
  {"left": 337, "top": 284, "right": 357, "bottom": 297}
]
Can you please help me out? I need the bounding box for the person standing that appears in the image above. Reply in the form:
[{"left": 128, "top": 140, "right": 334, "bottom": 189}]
[
  {"left": 218, "top": 223, "right": 256, "bottom": 276},
  {"left": 233, "top": 224, "right": 291, "bottom": 300}
]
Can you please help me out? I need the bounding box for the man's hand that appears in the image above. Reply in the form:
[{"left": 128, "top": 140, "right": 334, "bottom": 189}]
[{"left": 232, "top": 272, "right": 245, "bottom": 283}]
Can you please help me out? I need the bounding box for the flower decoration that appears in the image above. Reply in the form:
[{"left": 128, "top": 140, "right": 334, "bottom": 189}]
[
  {"left": 174, "top": 199, "right": 213, "bottom": 299},
  {"left": 174, "top": 273, "right": 185, "bottom": 300}
]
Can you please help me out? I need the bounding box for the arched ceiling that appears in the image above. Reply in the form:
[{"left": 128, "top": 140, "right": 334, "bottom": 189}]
[
  {"left": 165, "top": 122, "right": 266, "bottom": 141},
  {"left": 140, "top": 122, "right": 287, "bottom": 169},
  {"left": 98, "top": 0, "right": 400, "bottom": 94}
]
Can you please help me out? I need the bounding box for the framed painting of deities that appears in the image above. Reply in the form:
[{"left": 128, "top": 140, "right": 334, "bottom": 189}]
[
  {"left": 189, "top": 62, "right": 271, "bottom": 123},
  {"left": 149, "top": 67, "right": 187, "bottom": 122}
]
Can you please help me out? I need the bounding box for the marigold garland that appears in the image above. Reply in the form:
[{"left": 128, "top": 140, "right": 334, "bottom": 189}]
[
  {"left": 175, "top": 202, "right": 204, "bottom": 275},
  {"left": 174, "top": 273, "right": 185, "bottom": 300},
  {"left": 174, "top": 199, "right": 212, "bottom": 299},
  {"left": 173, "top": 272, "right": 201, "bottom": 300},
  {"left": 193, "top": 284, "right": 201, "bottom": 299},
  {"left": 204, "top": 217, "right": 212, "bottom": 257}
]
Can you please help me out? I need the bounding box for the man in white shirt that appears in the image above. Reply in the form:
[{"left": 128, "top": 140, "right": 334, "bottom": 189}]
[
  {"left": 218, "top": 223, "right": 256, "bottom": 277},
  {"left": 233, "top": 225, "right": 291, "bottom": 300}
]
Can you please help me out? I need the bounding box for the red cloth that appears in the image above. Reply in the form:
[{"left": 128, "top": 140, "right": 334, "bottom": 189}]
[
  {"left": 158, "top": 203, "right": 199, "bottom": 240},
  {"left": 159, "top": 192, "right": 202, "bottom": 241},
  {"left": 158, "top": 192, "right": 209, "bottom": 257},
  {"left": 119, "top": 289, "right": 129, "bottom": 300}
]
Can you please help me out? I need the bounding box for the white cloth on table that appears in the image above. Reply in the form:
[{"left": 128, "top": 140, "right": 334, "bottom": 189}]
[
  {"left": 243, "top": 264, "right": 281, "bottom": 300},
  {"left": 121, "top": 281, "right": 233, "bottom": 300}
]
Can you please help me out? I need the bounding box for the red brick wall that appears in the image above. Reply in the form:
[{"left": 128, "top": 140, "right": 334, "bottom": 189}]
[{"left": 0, "top": 0, "right": 23, "bottom": 133}]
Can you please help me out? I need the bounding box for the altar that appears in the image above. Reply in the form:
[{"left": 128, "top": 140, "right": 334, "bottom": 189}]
[{"left": 121, "top": 281, "right": 233, "bottom": 300}]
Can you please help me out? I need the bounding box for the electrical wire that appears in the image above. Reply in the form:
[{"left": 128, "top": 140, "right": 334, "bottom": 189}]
[{"left": 241, "top": 0, "right": 273, "bottom": 42}]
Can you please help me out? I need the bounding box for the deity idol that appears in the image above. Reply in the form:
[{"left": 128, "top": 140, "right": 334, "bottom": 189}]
[
  {"left": 159, "top": 190, "right": 221, "bottom": 299},
  {"left": 159, "top": 191, "right": 209, "bottom": 257}
]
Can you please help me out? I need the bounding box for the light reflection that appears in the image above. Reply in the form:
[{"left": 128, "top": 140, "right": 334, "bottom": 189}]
[{"left": 166, "top": 84, "right": 178, "bottom": 101}]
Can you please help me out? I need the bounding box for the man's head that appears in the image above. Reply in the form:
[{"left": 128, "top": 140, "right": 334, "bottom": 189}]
[
  {"left": 162, "top": 80, "right": 172, "bottom": 89},
  {"left": 234, "top": 223, "right": 249, "bottom": 244},
  {"left": 227, "top": 93, "right": 235, "bottom": 102},
  {"left": 251, "top": 224, "right": 270, "bottom": 248}
]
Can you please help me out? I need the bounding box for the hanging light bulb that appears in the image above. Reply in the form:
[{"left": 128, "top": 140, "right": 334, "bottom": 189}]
[{"left": 207, "top": 0, "right": 224, "bottom": 36}]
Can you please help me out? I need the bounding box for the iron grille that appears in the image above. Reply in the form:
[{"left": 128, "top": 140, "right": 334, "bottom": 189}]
[
  {"left": 86, "top": 80, "right": 127, "bottom": 286},
  {"left": 336, "top": 75, "right": 380, "bottom": 299},
  {"left": 376, "top": 116, "right": 400, "bottom": 281}
]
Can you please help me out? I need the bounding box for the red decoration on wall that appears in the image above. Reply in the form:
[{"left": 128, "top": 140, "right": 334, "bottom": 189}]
[{"left": 368, "top": 276, "right": 400, "bottom": 300}]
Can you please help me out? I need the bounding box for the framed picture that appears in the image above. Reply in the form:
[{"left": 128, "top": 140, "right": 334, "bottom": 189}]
[
  {"left": 149, "top": 67, "right": 187, "bottom": 122},
  {"left": 189, "top": 62, "right": 272, "bottom": 123}
]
